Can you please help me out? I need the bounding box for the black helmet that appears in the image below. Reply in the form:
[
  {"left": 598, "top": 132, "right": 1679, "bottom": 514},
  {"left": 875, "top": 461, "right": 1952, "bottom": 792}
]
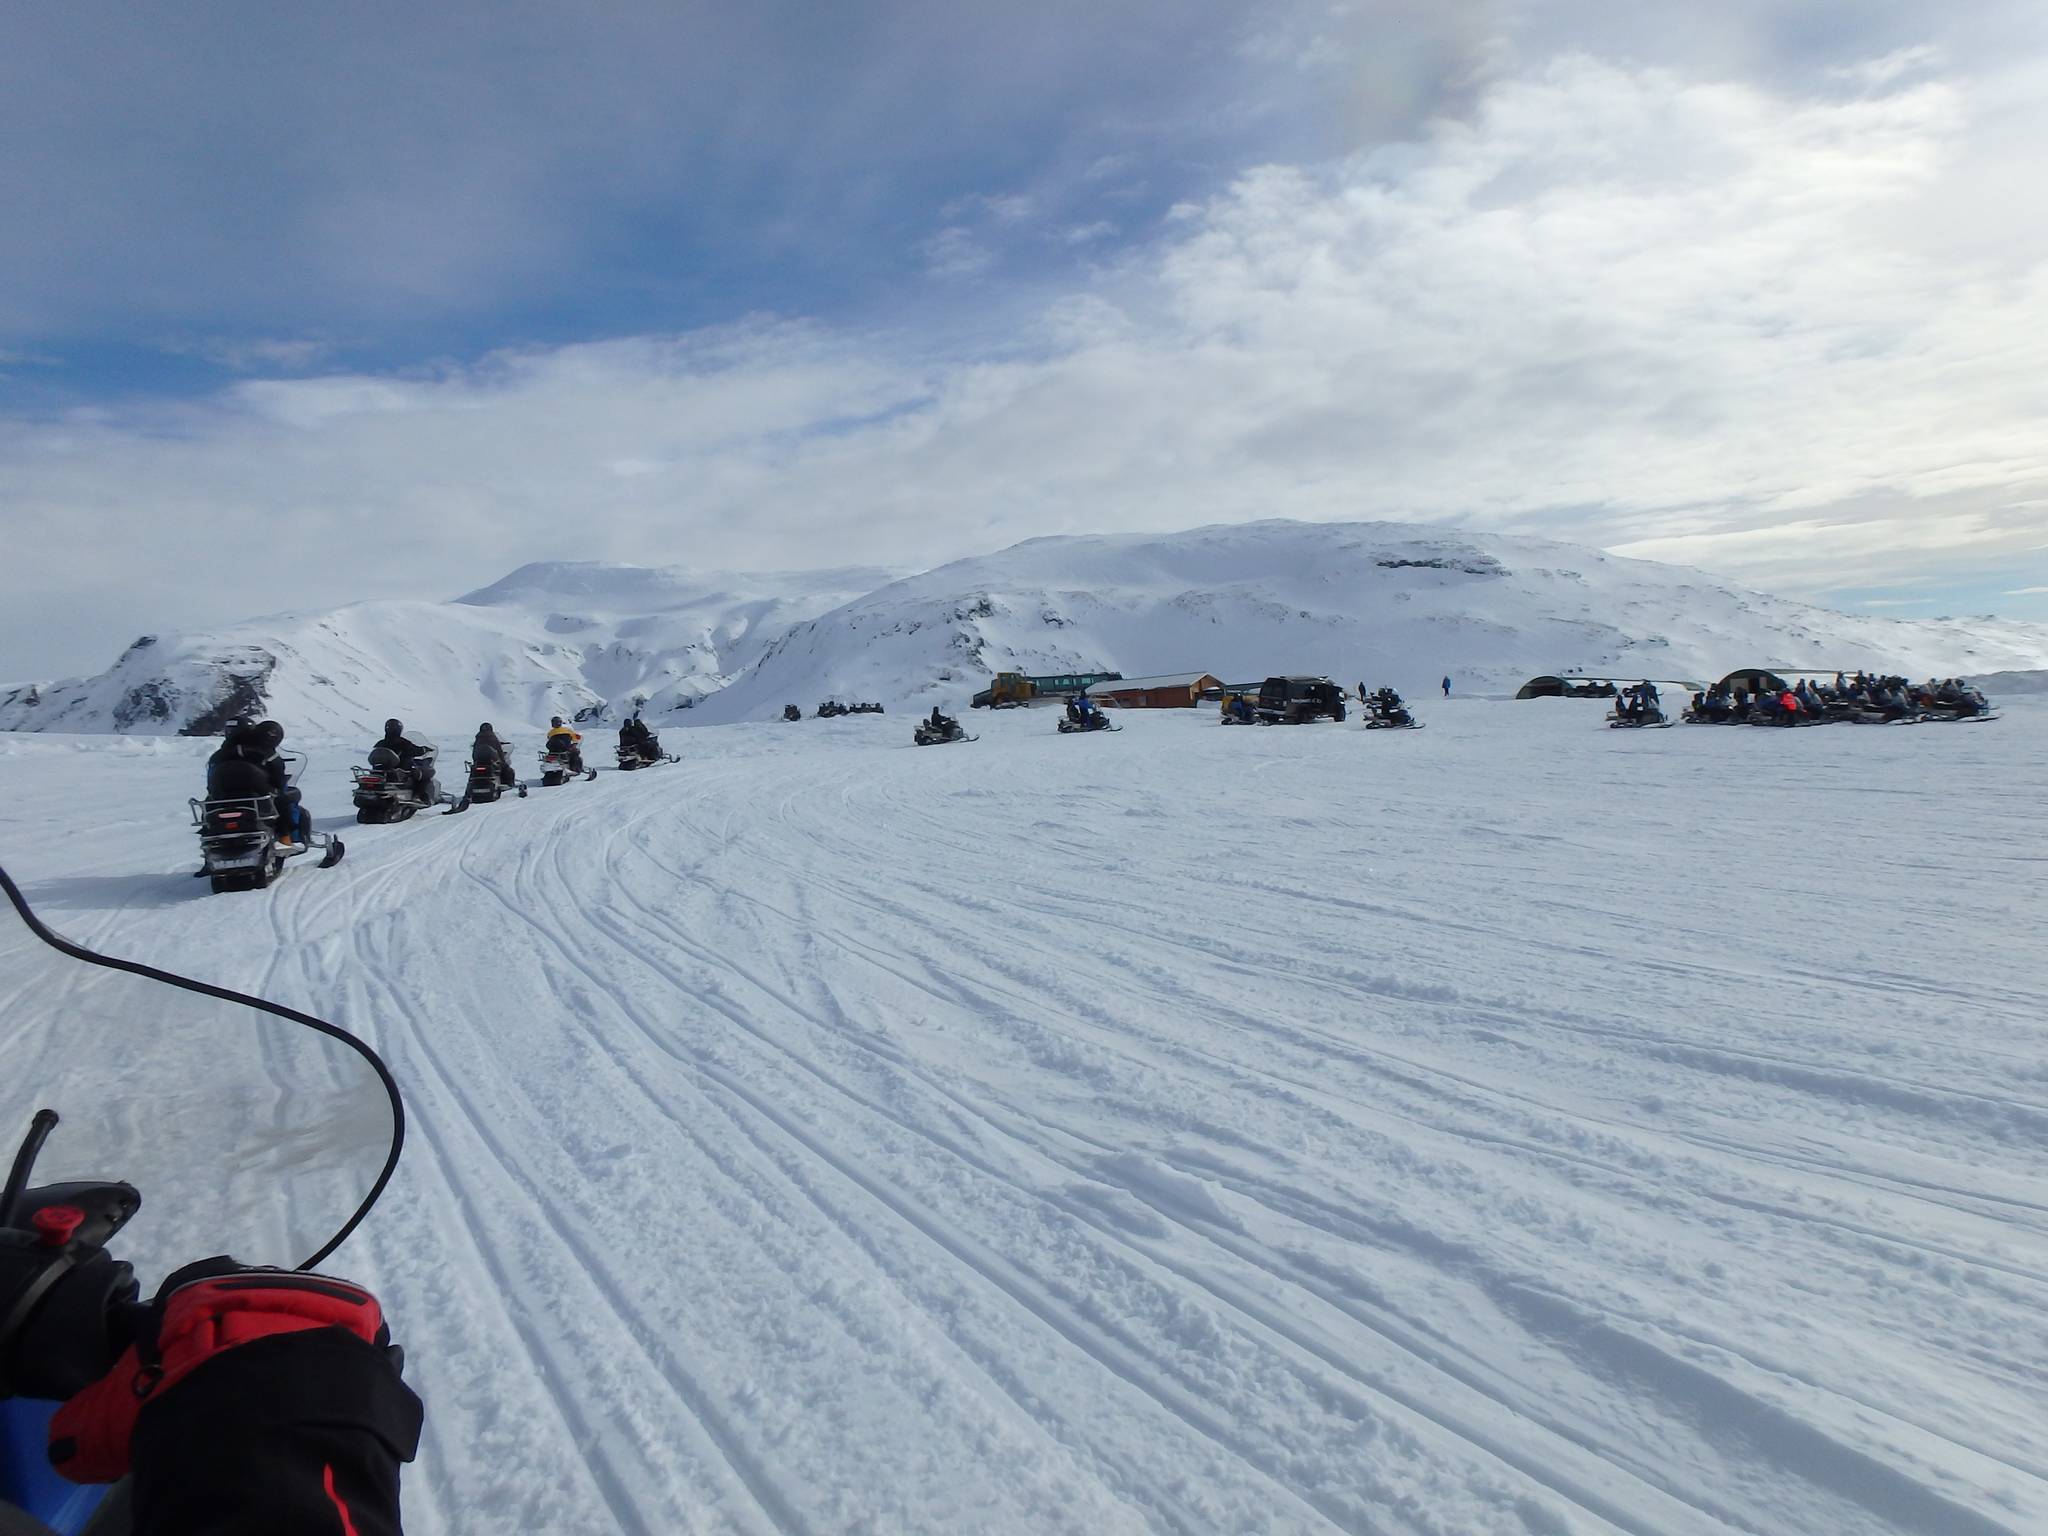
[
  {"left": 479, "top": 722, "right": 492, "bottom": 733},
  {"left": 384, "top": 718, "right": 403, "bottom": 736},
  {"left": 550, "top": 716, "right": 564, "bottom": 728},
  {"left": 254, "top": 720, "right": 284, "bottom": 749}
]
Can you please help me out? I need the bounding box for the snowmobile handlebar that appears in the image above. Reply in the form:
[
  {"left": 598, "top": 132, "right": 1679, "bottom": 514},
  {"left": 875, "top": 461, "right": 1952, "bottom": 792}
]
[{"left": 0, "top": 1108, "right": 144, "bottom": 1401}]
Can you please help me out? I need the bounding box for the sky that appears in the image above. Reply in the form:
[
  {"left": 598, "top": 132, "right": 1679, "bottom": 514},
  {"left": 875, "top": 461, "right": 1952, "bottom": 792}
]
[{"left": 4, "top": 0, "right": 2047, "bottom": 678}]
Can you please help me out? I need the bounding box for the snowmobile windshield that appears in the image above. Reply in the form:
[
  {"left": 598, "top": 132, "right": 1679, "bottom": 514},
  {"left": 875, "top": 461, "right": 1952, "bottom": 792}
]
[{"left": 0, "top": 867, "right": 400, "bottom": 1280}]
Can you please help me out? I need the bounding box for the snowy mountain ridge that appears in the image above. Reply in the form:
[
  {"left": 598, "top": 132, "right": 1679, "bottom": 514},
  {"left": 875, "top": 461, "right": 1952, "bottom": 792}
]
[{"left": 7, "top": 519, "right": 2047, "bottom": 735}]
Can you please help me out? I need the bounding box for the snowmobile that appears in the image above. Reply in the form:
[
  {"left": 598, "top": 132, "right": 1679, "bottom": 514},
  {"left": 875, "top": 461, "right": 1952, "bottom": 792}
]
[
  {"left": 1056, "top": 708, "right": 1120, "bottom": 734},
  {"left": 538, "top": 748, "right": 599, "bottom": 787},
  {"left": 350, "top": 743, "right": 468, "bottom": 823},
  {"left": 614, "top": 742, "right": 678, "bottom": 770},
  {"left": 782, "top": 705, "right": 802, "bottom": 722},
  {"left": 464, "top": 759, "right": 527, "bottom": 802},
  {"left": 1361, "top": 690, "right": 1422, "bottom": 729},
  {"left": 912, "top": 718, "right": 974, "bottom": 746},
  {"left": 0, "top": 862, "right": 405, "bottom": 1534},
  {"left": 1920, "top": 688, "right": 1997, "bottom": 723},
  {"left": 1608, "top": 684, "right": 1672, "bottom": 728},
  {"left": 815, "top": 701, "right": 848, "bottom": 719},
  {"left": 189, "top": 750, "right": 343, "bottom": 893}
]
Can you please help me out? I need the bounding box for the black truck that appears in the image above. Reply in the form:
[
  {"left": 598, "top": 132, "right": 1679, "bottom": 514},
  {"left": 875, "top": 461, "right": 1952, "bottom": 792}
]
[{"left": 1255, "top": 676, "right": 1348, "bottom": 724}]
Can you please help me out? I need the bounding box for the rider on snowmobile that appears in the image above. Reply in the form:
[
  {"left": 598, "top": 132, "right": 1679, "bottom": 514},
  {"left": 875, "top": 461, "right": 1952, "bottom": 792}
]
[
  {"left": 371, "top": 719, "right": 437, "bottom": 805},
  {"left": 207, "top": 721, "right": 312, "bottom": 845},
  {"left": 545, "top": 717, "right": 585, "bottom": 773},
  {"left": 470, "top": 723, "right": 516, "bottom": 787},
  {"left": 619, "top": 713, "right": 662, "bottom": 760}
]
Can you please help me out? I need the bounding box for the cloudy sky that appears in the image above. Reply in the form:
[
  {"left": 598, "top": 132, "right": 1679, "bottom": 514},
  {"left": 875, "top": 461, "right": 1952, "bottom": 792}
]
[{"left": 4, "top": 0, "right": 2046, "bottom": 676}]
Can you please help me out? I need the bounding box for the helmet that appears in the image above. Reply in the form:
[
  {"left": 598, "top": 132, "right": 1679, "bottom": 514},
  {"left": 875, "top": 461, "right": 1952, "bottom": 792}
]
[
  {"left": 384, "top": 718, "right": 403, "bottom": 736},
  {"left": 550, "top": 716, "right": 564, "bottom": 728},
  {"left": 479, "top": 722, "right": 492, "bottom": 733},
  {"left": 254, "top": 720, "right": 284, "bottom": 749}
]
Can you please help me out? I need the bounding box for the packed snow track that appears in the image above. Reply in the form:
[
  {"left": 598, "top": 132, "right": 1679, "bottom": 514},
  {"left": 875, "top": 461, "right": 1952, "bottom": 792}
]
[{"left": 2, "top": 700, "right": 2044, "bottom": 1535}]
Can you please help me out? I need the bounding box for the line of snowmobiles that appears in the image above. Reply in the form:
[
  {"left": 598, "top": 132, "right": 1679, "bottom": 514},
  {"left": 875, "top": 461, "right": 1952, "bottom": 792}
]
[
  {"left": 816, "top": 700, "right": 885, "bottom": 718},
  {"left": 1682, "top": 695, "right": 1998, "bottom": 727},
  {"left": 190, "top": 721, "right": 654, "bottom": 894}
]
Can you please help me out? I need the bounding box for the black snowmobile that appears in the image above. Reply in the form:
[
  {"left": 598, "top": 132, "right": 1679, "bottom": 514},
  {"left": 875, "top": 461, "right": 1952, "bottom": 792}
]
[
  {"left": 1607, "top": 684, "right": 1671, "bottom": 729},
  {"left": 1361, "top": 689, "right": 1421, "bottom": 729},
  {"left": 1920, "top": 686, "right": 1998, "bottom": 723},
  {"left": 1056, "top": 704, "right": 1119, "bottom": 734},
  {"left": 464, "top": 759, "right": 528, "bottom": 802},
  {"left": 614, "top": 741, "right": 677, "bottom": 770},
  {"left": 815, "top": 701, "right": 847, "bottom": 719},
  {"left": 350, "top": 741, "right": 468, "bottom": 823},
  {"left": 0, "top": 863, "right": 406, "bottom": 1533},
  {"left": 913, "top": 716, "right": 974, "bottom": 746},
  {"left": 782, "top": 705, "right": 802, "bottom": 722},
  {"left": 190, "top": 749, "right": 343, "bottom": 893}
]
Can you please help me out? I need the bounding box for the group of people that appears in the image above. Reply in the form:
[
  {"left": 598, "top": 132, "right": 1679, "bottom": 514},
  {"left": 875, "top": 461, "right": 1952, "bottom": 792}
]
[
  {"left": 1063, "top": 693, "right": 1108, "bottom": 729},
  {"left": 1687, "top": 672, "right": 1991, "bottom": 725}
]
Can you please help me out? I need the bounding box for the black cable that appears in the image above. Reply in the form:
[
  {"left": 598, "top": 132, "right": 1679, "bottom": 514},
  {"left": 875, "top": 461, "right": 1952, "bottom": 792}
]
[{"left": 0, "top": 863, "right": 404, "bottom": 1271}]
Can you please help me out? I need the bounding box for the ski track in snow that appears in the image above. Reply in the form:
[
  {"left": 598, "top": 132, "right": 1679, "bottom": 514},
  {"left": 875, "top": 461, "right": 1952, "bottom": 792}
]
[{"left": 1, "top": 700, "right": 2045, "bottom": 1535}]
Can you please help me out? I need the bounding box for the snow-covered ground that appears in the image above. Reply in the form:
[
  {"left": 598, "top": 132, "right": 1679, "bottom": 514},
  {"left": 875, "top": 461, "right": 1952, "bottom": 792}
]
[{"left": 2, "top": 700, "right": 2044, "bottom": 1535}]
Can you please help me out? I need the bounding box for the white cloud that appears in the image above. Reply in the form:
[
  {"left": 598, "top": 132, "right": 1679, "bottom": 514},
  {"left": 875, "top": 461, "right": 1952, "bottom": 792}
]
[
  {"left": 920, "top": 226, "right": 994, "bottom": 278},
  {"left": 7, "top": 51, "right": 2048, "bottom": 675},
  {"left": 2006, "top": 585, "right": 2048, "bottom": 595},
  {"left": 160, "top": 335, "right": 337, "bottom": 373},
  {"left": 1829, "top": 45, "right": 1945, "bottom": 89}
]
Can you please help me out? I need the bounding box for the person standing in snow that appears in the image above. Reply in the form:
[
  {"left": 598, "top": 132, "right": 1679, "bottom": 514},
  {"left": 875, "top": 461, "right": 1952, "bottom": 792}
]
[{"left": 1441, "top": 676, "right": 1451, "bottom": 698}]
